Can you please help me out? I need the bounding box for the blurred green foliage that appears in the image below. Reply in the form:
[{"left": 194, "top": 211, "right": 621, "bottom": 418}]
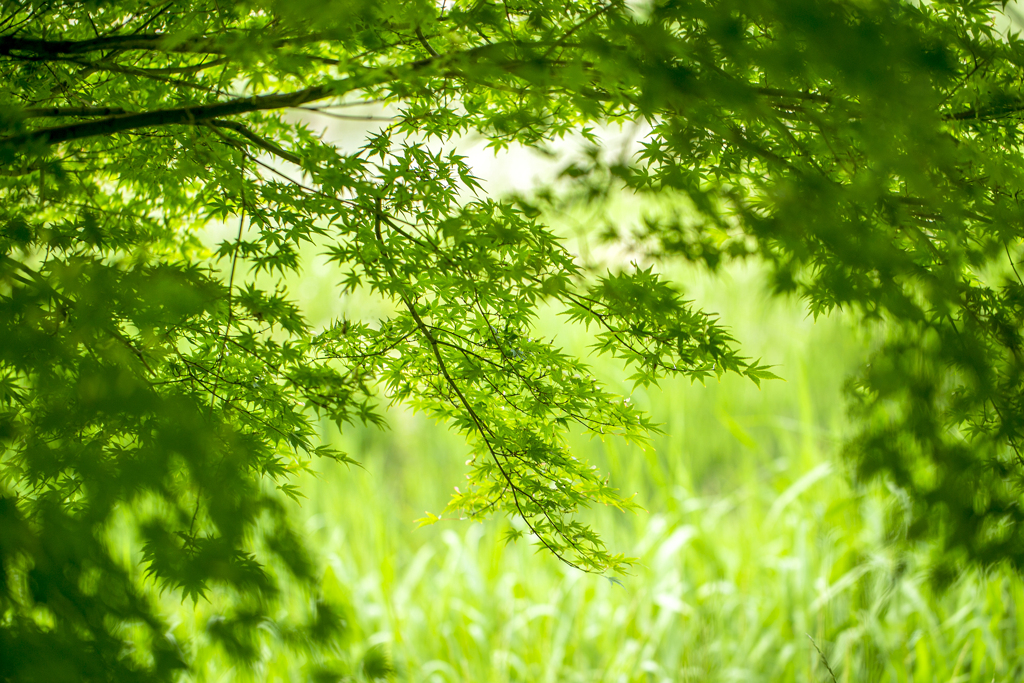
[
  {"left": 5, "top": 0, "right": 1024, "bottom": 680},
  {"left": 164, "top": 263, "right": 1024, "bottom": 681}
]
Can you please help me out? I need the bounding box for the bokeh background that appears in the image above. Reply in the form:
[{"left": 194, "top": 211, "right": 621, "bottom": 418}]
[{"left": 139, "top": 121, "right": 1024, "bottom": 682}]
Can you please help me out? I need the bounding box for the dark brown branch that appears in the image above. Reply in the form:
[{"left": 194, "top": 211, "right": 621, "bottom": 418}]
[
  {"left": 208, "top": 119, "right": 302, "bottom": 165},
  {"left": 947, "top": 100, "right": 1024, "bottom": 121},
  {"left": 4, "top": 31, "right": 340, "bottom": 67},
  {"left": 1, "top": 32, "right": 354, "bottom": 66},
  {"left": 0, "top": 33, "right": 247, "bottom": 56},
  {"left": 132, "top": 56, "right": 230, "bottom": 75},
  {"left": 21, "top": 106, "right": 128, "bottom": 118},
  {"left": 1, "top": 43, "right": 509, "bottom": 151},
  {"left": 2, "top": 85, "right": 335, "bottom": 149}
]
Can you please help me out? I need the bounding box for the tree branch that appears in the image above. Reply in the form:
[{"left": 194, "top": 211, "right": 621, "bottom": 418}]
[
  {"left": 947, "top": 100, "right": 1024, "bottom": 121},
  {"left": 0, "top": 33, "right": 250, "bottom": 56},
  {"left": 754, "top": 86, "right": 832, "bottom": 103},
  {"left": 208, "top": 120, "right": 302, "bottom": 165},
  {"left": 414, "top": 27, "right": 439, "bottom": 57},
  {"left": 1, "top": 43, "right": 510, "bottom": 151},
  {"left": 20, "top": 106, "right": 128, "bottom": 118},
  {"left": 2, "top": 85, "right": 335, "bottom": 149}
]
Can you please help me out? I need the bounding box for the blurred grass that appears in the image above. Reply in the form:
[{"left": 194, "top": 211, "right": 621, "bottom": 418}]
[{"left": 162, "top": 257, "right": 1024, "bottom": 682}]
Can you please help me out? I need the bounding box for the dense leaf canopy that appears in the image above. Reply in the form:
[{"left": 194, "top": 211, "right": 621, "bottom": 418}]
[{"left": 3, "top": 0, "right": 1024, "bottom": 679}]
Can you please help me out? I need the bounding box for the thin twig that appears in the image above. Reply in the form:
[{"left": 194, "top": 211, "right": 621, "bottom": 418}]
[{"left": 209, "top": 193, "right": 246, "bottom": 411}]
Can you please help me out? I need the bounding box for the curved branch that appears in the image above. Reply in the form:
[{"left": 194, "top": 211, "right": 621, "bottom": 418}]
[
  {"left": 21, "top": 106, "right": 128, "bottom": 118},
  {"left": 1, "top": 42, "right": 512, "bottom": 151},
  {"left": 0, "top": 33, "right": 264, "bottom": 56},
  {"left": 3, "top": 84, "right": 337, "bottom": 149},
  {"left": 208, "top": 120, "right": 302, "bottom": 165}
]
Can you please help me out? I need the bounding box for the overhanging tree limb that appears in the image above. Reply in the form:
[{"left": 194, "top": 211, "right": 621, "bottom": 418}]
[
  {"left": 20, "top": 106, "right": 129, "bottom": 118},
  {"left": 2, "top": 84, "right": 335, "bottom": 149},
  {"left": 0, "top": 33, "right": 275, "bottom": 56},
  {"left": 0, "top": 42, "right": 516, "bottom": 151}
]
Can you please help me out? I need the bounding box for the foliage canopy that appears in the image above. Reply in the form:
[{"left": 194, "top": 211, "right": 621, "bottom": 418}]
[{"left": 4, "top": 0, "right": 1024, "bottom": 679}]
